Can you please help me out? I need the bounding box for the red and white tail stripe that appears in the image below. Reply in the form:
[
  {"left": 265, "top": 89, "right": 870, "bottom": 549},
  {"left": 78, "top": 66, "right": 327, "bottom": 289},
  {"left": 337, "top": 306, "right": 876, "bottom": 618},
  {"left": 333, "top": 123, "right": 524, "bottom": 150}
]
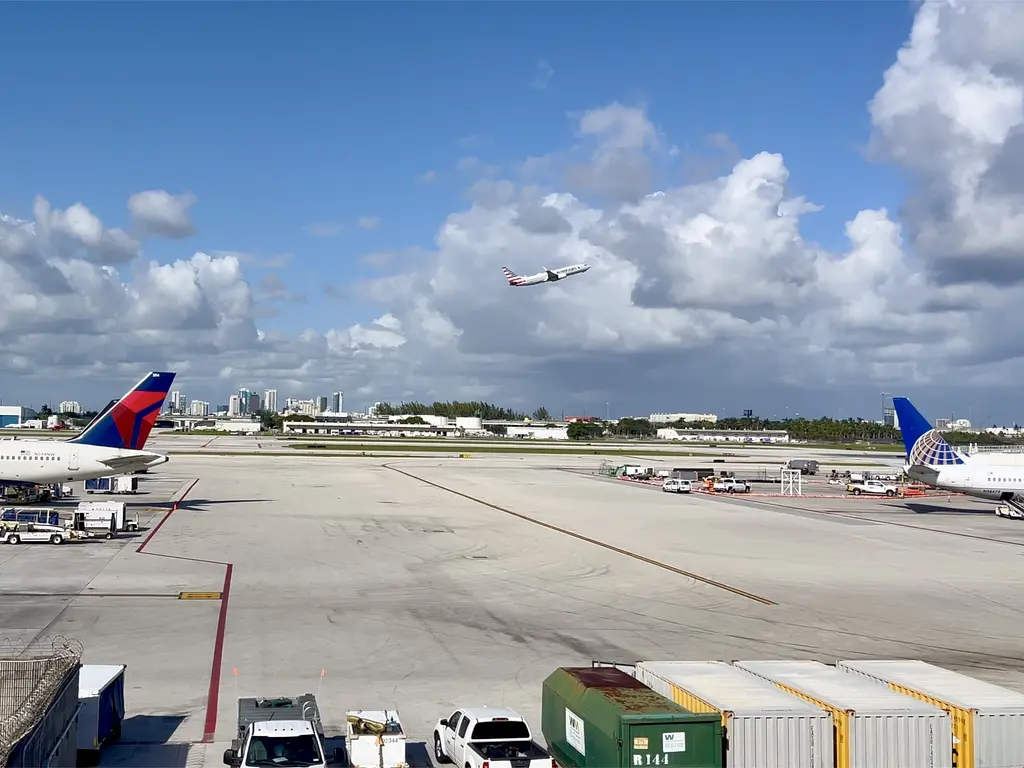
[{"left": 502, "top": 267, "right": 526, "bottom": 286}]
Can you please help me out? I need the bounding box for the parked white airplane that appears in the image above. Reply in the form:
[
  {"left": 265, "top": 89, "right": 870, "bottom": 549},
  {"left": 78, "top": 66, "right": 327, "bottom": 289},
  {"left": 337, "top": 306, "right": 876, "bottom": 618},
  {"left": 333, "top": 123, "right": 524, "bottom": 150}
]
[
  {"left": 894, "top": 396, "right": 1024, "bottom": 514},
  {"left": 0, "top": 371, "right": 175, "bottom": 486},
  {"left": 502, "top": 263, "right": 590, "bottom": 287}
]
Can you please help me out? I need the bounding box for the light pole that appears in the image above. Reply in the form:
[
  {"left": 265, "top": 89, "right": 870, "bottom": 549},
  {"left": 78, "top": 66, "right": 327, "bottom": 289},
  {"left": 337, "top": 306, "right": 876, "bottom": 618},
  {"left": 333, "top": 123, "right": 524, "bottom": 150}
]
[{"left": 606, "top": 402, "right": 610, "bottom": 421}]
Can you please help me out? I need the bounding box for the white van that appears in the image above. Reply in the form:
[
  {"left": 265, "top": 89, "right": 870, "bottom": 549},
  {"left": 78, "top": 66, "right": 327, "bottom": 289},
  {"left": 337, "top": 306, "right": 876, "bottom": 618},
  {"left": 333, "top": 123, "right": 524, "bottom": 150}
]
[{"left": 662, "top": 478, "right": 692, "bottom": 494}]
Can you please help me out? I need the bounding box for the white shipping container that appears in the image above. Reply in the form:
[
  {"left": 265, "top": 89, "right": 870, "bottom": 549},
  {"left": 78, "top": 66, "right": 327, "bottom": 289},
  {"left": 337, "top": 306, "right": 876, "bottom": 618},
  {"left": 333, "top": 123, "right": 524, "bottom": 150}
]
[
  {"left": 837, "top": 659, "right": 1024, "bottom": 768},
  {"left": 733, "top": 660, "right": 952, "bottom": 768},
  {"left": 636, "top": 661, "right": 833, "bottom": 768}
]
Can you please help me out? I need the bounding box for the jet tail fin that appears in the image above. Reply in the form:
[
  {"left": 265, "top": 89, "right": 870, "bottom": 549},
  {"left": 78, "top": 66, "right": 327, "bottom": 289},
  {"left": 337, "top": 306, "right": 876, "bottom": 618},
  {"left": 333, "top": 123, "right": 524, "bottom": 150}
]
[
  {"left": 69, "top": 371, "right": 176, "bottom": 451},
  {"left": 502, "top": 267, "right": 525, "bottom": 286},
  {"left": 892, "top": 396, "right": 965, "bottom": 466}
]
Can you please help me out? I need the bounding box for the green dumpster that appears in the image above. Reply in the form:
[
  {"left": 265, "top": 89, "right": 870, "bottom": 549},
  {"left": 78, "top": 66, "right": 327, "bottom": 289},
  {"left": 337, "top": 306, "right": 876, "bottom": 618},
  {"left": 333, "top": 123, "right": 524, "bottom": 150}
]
[{"left": 542, "top": 667, "right": 723, "bottom": 768}]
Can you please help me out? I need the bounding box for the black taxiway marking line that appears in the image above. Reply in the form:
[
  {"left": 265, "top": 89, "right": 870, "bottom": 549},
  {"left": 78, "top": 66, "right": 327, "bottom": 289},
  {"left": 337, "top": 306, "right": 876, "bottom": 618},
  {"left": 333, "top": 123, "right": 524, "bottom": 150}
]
[{"left": 384, "top": 463, "right": 778, "bottom": 607}]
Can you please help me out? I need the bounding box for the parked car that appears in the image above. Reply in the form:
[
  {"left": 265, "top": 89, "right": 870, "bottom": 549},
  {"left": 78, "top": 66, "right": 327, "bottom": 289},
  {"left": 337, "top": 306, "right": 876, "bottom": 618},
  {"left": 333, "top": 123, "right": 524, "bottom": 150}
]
[{"left": 662, "top": 478, "right": 692, "bottom": 494}]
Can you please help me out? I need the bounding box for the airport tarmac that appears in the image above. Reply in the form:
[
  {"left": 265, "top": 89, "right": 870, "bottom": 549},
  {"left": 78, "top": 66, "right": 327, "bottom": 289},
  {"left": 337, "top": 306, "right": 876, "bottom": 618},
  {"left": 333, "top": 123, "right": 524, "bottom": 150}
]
[{"left": 3, "top": 452, "right": 1024, "bottom": 767}]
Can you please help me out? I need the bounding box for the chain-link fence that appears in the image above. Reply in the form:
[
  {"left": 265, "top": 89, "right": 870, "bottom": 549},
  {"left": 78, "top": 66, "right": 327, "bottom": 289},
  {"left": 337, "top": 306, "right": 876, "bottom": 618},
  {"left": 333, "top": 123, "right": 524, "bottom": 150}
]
[{"left": 0, "top": 636, "right": 83, "bottom": 768}]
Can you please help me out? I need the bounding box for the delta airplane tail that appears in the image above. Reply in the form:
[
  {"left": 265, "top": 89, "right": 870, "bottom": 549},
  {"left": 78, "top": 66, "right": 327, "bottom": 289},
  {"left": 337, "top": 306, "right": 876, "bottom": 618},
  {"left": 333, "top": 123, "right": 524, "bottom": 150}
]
[
  {"left": 69, "top": 371, "right": 176, "bottom": 451},
  {"left": 502, "top": 267, "right": 527, "bottom": 286},
  {"left": 892, "top": 396, "right": 965, "bottom": 467}
]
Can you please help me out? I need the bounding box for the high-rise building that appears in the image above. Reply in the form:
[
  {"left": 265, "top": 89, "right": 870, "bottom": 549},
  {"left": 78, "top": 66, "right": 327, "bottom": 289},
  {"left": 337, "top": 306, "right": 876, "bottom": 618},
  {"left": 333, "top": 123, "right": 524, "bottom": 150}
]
[
  {"left": 316, "top": 396, "right": 328, "bottom": 414},
  {"left": 264, "top": 389, "right": 278, "bottom": 414},
  {"left": 170, "top": 391, "right": 187, "bottom": 414},
  {"left": 332, "top": 392, "right": 342, "bottom": 413},
  {"left": 58, "top": 400, "right": 81, "bottom": 415},
  {"left": 238, "top": 388, "right": 253, "bottom": 414},
  {"left": 248, "top": 393, "right": 260, "bottom": 413},
  {"left": 228, "top": 395, "right": 241, "bottom": 416},
  {"left": 189, "top": 400, "right": 210, "bottom": 417}
]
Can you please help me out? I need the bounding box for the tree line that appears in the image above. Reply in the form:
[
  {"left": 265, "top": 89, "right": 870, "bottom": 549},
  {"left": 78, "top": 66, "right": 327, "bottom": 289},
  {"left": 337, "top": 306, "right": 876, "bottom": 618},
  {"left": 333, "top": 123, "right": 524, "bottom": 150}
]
[
  {"left": 372, "top": 401, "right": 552, "bottom": 421},
  {"left": 357, "top": 401, "right": 1024, "bottom": 445}
]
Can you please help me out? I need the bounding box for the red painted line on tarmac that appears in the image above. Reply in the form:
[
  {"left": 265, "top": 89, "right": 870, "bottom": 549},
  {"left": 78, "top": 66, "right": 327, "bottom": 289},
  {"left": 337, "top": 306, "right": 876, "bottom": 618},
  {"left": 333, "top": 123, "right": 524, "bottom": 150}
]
[
  {"left": 202, "top": 563, "right": 232, "bottom": 743},
  {"left": 136, "top": 479, "right": 199, "bottom": 553},
  {"left": 132, "top": 477, "right": 234, "bottom": 743}
]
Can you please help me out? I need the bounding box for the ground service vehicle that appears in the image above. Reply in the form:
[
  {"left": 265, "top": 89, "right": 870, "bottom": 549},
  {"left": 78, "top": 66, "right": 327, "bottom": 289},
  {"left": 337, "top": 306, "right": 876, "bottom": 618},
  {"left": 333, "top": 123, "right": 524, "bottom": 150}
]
[
  {"left": 662, "top": 479, "right": 691, "bottom": 494},
  {"left": 78, "top": 501, "right": 139, "bottom": 532},
  {"left": 433, "top": 707, "right": 552, "bottom": 768},
  {"left": 786, "top": 459, "right": 819, "bottom": 476},
  {"left": 346, "top": 710, "right": 408, "bottom": 768},
  {"left": 712, "top": 478, "right": 750, "bottom": 494},
  {"left": 542, "top": 666, "right": 723, "bottom": 767},
  {"left": 846, "top": 479, "right": 897, "bottom": 497},
  {"left": 0, "top": 521, "right": 75, "bottom": 544},
  {"left": 224, "top": 694, "right": 337, "bottom": 768}
]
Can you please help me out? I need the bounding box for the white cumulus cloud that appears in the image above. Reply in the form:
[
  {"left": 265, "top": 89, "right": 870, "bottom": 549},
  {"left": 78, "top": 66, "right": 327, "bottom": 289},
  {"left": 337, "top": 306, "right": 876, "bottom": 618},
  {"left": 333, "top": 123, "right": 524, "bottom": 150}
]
[{"left": 127, "top": 190, "right": 197, "bottom": 239}]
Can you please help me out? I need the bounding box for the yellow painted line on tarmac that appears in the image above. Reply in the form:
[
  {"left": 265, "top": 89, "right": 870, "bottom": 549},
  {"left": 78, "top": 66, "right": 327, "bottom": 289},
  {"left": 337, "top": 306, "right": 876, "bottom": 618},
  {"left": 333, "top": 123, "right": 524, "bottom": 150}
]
[{"left": 178, "top": 591, "right": 222, "bottom": 600}]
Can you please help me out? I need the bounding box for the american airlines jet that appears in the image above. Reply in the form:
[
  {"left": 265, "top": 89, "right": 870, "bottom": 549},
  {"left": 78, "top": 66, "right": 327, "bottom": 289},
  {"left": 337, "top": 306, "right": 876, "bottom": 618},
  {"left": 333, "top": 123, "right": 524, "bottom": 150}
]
[
  {"left": 894, "top": 396, "right": 1024, "bottom": 514},
  {"left": 0, "top": 371, "right": 175, "bottom": 486},
  {"left": 502, "top": 263, "right": 591, "bottom": 287}
]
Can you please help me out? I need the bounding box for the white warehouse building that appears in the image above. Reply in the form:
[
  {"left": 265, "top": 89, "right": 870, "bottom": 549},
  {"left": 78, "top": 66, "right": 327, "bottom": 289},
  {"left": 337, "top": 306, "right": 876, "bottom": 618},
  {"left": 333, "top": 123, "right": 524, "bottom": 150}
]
[
  {"left": 506, "top": 425, "right": 569, "bottom": 440},
  {"left": 649, "top": 412, "right": 718, "bottom": 424},
  {"left": 0, "top": 405, "right": 38, "bottom": 428}
]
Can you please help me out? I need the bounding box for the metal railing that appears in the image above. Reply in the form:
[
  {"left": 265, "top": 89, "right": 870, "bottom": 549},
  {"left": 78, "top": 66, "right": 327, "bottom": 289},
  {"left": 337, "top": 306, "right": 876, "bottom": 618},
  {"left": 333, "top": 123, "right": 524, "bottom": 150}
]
[{"left": 0, "top": 636, "right": 83, "bottom": 768}]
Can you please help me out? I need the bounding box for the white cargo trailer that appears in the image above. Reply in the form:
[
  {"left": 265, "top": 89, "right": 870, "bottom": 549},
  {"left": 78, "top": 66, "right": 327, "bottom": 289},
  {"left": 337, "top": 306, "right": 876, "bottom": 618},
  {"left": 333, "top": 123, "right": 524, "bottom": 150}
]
[
  {"left": 77, "top": 664, "right": 126, "bottom": 762},
  {"left": 837, "top": 659, "right": 1024, "bottom": 768},
  {"left": 77, "top": 501, "right": 138, "bottom": 532},
  {"left": 636, "top": 660, "right": 833, "bottom": 768},
  {"left": 346, "top": 710, "right": 407, "bottom": 768},
  {"left": 733, "top": 660, "right": 952, "bottom": 768}
]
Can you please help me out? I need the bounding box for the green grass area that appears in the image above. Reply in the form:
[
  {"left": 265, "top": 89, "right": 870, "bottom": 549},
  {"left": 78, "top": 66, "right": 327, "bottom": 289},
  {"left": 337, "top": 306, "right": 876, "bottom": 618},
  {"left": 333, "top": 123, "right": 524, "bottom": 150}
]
[
  {"left": 167, "top": 450, "right": 432, "bottom": 458},
  {"left": 286, "top": 442, "right": 707, "bottom": 457}
]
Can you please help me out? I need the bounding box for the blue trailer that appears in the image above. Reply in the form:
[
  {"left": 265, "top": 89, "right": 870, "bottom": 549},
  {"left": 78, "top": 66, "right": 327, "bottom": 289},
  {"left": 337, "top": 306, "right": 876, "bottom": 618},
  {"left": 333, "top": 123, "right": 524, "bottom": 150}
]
[{"left": 77, "top": 664, "right": 126, "bottom": 765}]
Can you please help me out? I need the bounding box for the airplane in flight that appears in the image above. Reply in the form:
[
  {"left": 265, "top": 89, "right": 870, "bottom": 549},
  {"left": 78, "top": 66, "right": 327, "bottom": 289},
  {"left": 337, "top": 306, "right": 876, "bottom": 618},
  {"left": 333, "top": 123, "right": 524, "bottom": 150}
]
[
  {"left": 894, "top": 396, "right": 1024, "bottom": 515},
  {"left": 502, "top": 263, "right": 591, "bottom": 287},
  {"left": 0, "top": 371, "right": 176, "bottom": 486}
]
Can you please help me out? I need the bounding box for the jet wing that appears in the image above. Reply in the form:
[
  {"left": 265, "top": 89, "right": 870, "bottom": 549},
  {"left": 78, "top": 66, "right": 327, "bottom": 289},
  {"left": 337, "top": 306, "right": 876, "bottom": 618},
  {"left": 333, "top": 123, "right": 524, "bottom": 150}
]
[
  {"left": 98, "top": 455, "right": 148, "bottom": 469},
  {"left": 545, "top": 269, "right": 559, "bottom": 280}
]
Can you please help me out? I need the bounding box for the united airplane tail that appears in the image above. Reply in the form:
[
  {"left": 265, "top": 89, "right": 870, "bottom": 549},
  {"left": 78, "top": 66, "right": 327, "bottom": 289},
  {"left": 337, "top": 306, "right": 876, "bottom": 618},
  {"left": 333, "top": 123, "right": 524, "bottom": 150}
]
[
  {"left": 502, "top": 267, "right": 526, "bottom": 286},
  {"left": 892, "top": 396, "right": 965, "bottom": 467},
  {"left": 69, "top": 371, "right": 176, "bottom": 450}
]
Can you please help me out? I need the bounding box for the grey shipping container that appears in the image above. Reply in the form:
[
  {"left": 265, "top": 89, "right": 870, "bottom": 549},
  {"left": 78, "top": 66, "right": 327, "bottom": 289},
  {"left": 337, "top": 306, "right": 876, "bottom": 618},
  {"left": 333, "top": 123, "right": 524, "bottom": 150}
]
[
  {"left": 836, "top": 659, "right": 1024, "bottom": 768},
  {"left": 733, "top": 660, "right": 952, "bottom": 768},
  {"left": 635, "top": 661, "right": 833, "bottom": 768}
]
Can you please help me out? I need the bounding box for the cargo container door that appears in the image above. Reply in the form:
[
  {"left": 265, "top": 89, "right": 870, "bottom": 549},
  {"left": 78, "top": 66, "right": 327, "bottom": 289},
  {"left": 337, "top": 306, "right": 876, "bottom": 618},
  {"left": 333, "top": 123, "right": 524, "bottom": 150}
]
[{"left": 625, "top": 721, "right": 719, "bottom": 767}]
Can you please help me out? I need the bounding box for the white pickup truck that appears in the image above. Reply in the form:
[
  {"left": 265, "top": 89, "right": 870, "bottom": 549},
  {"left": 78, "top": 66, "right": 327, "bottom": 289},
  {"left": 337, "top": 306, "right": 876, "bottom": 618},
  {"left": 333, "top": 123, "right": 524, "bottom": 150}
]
[
  {"left": 433, "top": 707, "right": 552, "bottom": 768},
  {"left": 846, "top": 479, "right": 898, "bottom": 497},
  {"left": 712, "top": 478, "right": 750, "bottom": 493}
]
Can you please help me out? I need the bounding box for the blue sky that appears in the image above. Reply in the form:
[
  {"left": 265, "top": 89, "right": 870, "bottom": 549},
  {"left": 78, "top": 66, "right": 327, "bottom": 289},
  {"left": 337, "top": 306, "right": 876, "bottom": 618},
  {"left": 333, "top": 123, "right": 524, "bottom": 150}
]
[{"left": 1, "top": 0, "right": 914, "bottom": 337}]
